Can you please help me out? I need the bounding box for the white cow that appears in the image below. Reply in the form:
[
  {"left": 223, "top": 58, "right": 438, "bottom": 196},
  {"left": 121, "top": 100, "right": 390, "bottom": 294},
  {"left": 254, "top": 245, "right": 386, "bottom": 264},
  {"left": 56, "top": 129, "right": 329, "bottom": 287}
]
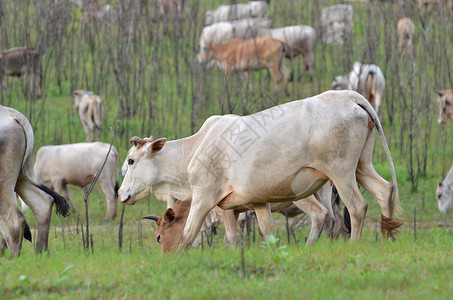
[
  {"left": 332, "top": 62, "right": 386, "bottom": 116},
  {"left": 436, "top": 164, "right": 453, "bottom": 213},
  {"left": 35, "top": 142, "right": 119, "bottom": 221},
  {"left": 319, "top": 4, "right": 353, "bottom": 45},
  {"left": 0, "top": 105, "right": 69, "bottom": 256},
  {"left": 258, "top": 25, "right": 317, "bottom": 80},
  {"left": 205, "top": 1, "right": 269, "bottom": 26},
  {"left": 119, "top": 90, "right": 402, "bottom": 251},
  {"left": 73, "top": 90, "right": 103, "bottom": 142}
]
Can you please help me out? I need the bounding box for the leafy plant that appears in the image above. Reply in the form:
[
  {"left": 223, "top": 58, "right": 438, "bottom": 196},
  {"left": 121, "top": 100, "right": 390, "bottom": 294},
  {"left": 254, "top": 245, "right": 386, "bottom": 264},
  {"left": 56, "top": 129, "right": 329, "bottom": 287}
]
[{"left": 260, "top": 235, "right": 293, "bottom": 265}]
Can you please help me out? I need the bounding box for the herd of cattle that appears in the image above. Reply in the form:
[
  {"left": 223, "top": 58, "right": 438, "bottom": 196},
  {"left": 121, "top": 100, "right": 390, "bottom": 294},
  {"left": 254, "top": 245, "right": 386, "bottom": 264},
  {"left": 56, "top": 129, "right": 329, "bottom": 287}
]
[{"left": 1, "top": 0, "right": 453, "bottom": 256}]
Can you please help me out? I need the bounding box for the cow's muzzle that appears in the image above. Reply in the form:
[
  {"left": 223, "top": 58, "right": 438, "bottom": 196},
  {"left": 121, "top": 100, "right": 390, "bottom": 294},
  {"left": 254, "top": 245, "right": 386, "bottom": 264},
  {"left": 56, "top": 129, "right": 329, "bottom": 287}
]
[{"left": 121, "top": 194, "right": 136, "bottom": 205}]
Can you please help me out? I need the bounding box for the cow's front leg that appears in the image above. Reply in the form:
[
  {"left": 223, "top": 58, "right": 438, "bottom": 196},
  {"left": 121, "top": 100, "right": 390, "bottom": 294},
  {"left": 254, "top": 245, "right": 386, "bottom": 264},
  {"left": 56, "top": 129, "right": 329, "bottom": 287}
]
[{"left": 180, "top": 196, "right": 217, "bottom": 250}]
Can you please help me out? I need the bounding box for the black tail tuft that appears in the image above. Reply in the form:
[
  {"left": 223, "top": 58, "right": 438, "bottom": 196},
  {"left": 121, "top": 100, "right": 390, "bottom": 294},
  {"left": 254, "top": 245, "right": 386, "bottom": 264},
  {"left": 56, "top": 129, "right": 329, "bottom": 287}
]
[
  {"left": 343, "top": 206, "right": 351, "bottom": 234},
  {"left": 24, "top": 222, "right": 32, "bottom": 242},
  {"left": 37, "top": 183, "right": 70, "bottom": 217},
  {"left": 115, "top": 181, "right": 119, "bottom": 198}
]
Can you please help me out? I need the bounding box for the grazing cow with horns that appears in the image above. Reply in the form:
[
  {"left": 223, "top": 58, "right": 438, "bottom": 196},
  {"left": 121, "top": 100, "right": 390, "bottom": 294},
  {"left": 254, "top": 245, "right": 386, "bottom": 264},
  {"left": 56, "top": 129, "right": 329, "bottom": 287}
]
[
  {"left": 0, "top": 105, "right": 69, "bottom": 257},
  {"left": 119, "top": 90, "right": 403, "bottom": 252}
]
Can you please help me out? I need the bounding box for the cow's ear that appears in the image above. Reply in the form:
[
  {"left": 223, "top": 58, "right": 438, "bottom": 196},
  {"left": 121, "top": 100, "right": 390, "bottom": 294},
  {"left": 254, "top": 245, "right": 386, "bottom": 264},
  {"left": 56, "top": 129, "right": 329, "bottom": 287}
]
[
  {"left": 435, "top": 88, "right": 444, "bottom": 97},
  {"left": 149, "top": 138, "right": 167, "bottom": 154},
  {"left": 163, "top": 208, "right": 176, "bottom": 224}
]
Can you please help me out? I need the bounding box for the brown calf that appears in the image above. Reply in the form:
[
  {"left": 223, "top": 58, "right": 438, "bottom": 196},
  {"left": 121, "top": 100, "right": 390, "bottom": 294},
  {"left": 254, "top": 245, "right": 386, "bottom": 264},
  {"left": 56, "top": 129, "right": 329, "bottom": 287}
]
[{"left": 201, "top": 37, "right": 290, "bottom": 95}]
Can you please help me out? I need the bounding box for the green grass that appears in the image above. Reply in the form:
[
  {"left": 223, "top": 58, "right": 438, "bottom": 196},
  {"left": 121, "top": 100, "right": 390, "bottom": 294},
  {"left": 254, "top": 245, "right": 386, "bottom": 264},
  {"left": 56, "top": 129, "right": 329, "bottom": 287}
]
[{"left": 1, "top": 225, "right": 452, "bottom": 299}]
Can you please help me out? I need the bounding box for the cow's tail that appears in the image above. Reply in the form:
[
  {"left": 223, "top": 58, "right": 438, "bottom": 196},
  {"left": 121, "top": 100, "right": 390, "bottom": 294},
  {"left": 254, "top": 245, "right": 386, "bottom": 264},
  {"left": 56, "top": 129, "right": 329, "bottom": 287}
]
[
  {"left": 12, "top": 109, "right": 70, "bottom": 217},
  {"left": 367, "top": 70, "right": 376, "bottom": 104},
  {"left": 352, "top": 92, "right": 402, "bottom": 220},
  {"left": 93, "top": 97, "right": 103, "bottom": 131}
]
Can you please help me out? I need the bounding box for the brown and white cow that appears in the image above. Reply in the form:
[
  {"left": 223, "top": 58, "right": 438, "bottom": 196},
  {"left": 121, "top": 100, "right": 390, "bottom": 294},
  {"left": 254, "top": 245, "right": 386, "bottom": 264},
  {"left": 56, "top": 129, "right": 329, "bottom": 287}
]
[
  {"left": 119, "top": 90, "right": 402, "bottom": 252},
  {"left": 0, "top": 47, "right": 42, "bottom": 99},
  {"left": 73, "top": 90, "right": 103, "bottom": 142},
  {"left": 143, "top": 184, "right": 350, "bottom": 252},
  {"left": 0, "top": 105, "right": 69, "bottom": 257},
  {"left": 332, "top": 62, "right": 386, "bottom": 116},
  {"left": 257, "top": 25, "right": 317, "bottom": 81},
  {"left": 435, "top": 89, "right": 453, "bottom": 125},
  {"left": 34, "top": 142, "right": 119, "bottom": 221},
  {"left": 200, "top": 37, "right": 290, "bottom": 95},
  {"left": 397, "top": 17, "right": 415, "bottom": 55}
]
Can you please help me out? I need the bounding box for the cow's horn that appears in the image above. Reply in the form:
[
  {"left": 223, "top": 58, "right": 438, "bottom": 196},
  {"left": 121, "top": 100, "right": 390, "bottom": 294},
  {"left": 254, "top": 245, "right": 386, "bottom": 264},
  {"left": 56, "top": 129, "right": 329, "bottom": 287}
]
[
  {"left": 142, "top": 215, "right": 159, "bottom": 222},
  {"left": 130, "top": 136, "right": 145, "bottom": 145},
  {"left": 435, "top": 88, "right": 443, "bottom": 96}
]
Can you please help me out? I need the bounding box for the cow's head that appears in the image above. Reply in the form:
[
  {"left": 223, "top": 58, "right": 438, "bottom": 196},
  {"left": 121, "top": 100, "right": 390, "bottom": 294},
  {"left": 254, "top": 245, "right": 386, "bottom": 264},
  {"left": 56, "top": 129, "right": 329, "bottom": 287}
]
[
  {"left": 331, "top": 75, "right": 349, "bottom": 90},
  {"left": 73, "top": 89, "right": 85, "bottom": 109},
  {"left": 436, "top": 181, "right": 453, "bottom": 214},
  {"left": 142, "top": 200, "right": 190, "bottom": 252},
  {"left": 436, "top": 89, "right": 453, "bottom": 125},
  {"left": 118, "top": 136, "right": 167, "bottom": 205}
]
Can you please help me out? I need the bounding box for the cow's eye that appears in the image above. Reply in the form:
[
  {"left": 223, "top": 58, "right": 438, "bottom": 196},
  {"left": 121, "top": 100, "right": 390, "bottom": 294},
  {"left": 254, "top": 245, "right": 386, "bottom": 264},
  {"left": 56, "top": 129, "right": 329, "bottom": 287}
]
[
  {"left": 128, "top": 159, "right": 134, "bottom": 165},
  {"left": 156, "top": 234, "right": 161, "bottom": 243},
  {"left": 446, "top": 100, "right": 450, "bottom": 106}
]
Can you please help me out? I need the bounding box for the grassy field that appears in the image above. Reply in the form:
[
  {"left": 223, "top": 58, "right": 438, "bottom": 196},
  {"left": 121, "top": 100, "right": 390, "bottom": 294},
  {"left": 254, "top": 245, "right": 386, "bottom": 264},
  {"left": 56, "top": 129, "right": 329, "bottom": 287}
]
[{"left": 1, "top": 0, "right": 453, "bottom": 298}]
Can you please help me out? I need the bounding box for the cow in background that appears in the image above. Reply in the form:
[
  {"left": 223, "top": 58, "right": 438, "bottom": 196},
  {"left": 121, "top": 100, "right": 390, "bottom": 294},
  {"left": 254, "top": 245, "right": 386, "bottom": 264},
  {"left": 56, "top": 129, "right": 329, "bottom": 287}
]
[
  {"left": 332, "top": 62, "right": 386, "bottom": 116},
  {"left": 418, "top": 0, "right": 453, "bottom": 13},
  {"left": 0, "top": 47, "right": 42, "bottom": 99},
  {"left": 435, "top": 89, "right": 453, "bottom": 125},
  {"left": 34, "top": 142, "right": 119, "bottom": 221},
  {"left": 257, "top": 25, "right": 317, "bottom": 81},
  {"left": 397, "top": 17, "right": 415, "bottom": 55},
  {"left": 436, "top": 164, "right": 453, "bottom": 214},
  {"left": 195, "top": 18, "right": 272, "bottom": 66},
  {"left": 200, "top": 37, "right": 290, "bottom": 95},
  {"left": 205, "top": 1, "right": 269, "bottom": 26},
  {"left": 73, "top": 90, "right": 103, "bottom": 142},
  {"left": 0, "top": 105, "right": 69, "bottom": 257}
]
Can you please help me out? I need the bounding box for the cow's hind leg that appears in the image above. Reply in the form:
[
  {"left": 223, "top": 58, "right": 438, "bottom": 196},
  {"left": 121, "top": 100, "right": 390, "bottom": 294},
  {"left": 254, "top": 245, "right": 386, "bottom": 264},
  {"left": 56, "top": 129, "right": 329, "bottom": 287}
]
[
  {"left": 332, "top": 179, "right": 368, "bottom": 241},
  {"left": 293, "top": 195, "right": 329, "bottom": 245},
  {"left": 99, "top": 179, "right": 117, "bottom": 222},
  {"left": 357, "top": 164, "right": 402, "bottom": 240},
  {"left": 15, "top": 178, "right": 53, "bottom": 253},
  {"left": 0, "top": 190, "right": 27, "bottom": 257},
  {"left": 356, "top": 126, "right": 402, "bottom": 239}
]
